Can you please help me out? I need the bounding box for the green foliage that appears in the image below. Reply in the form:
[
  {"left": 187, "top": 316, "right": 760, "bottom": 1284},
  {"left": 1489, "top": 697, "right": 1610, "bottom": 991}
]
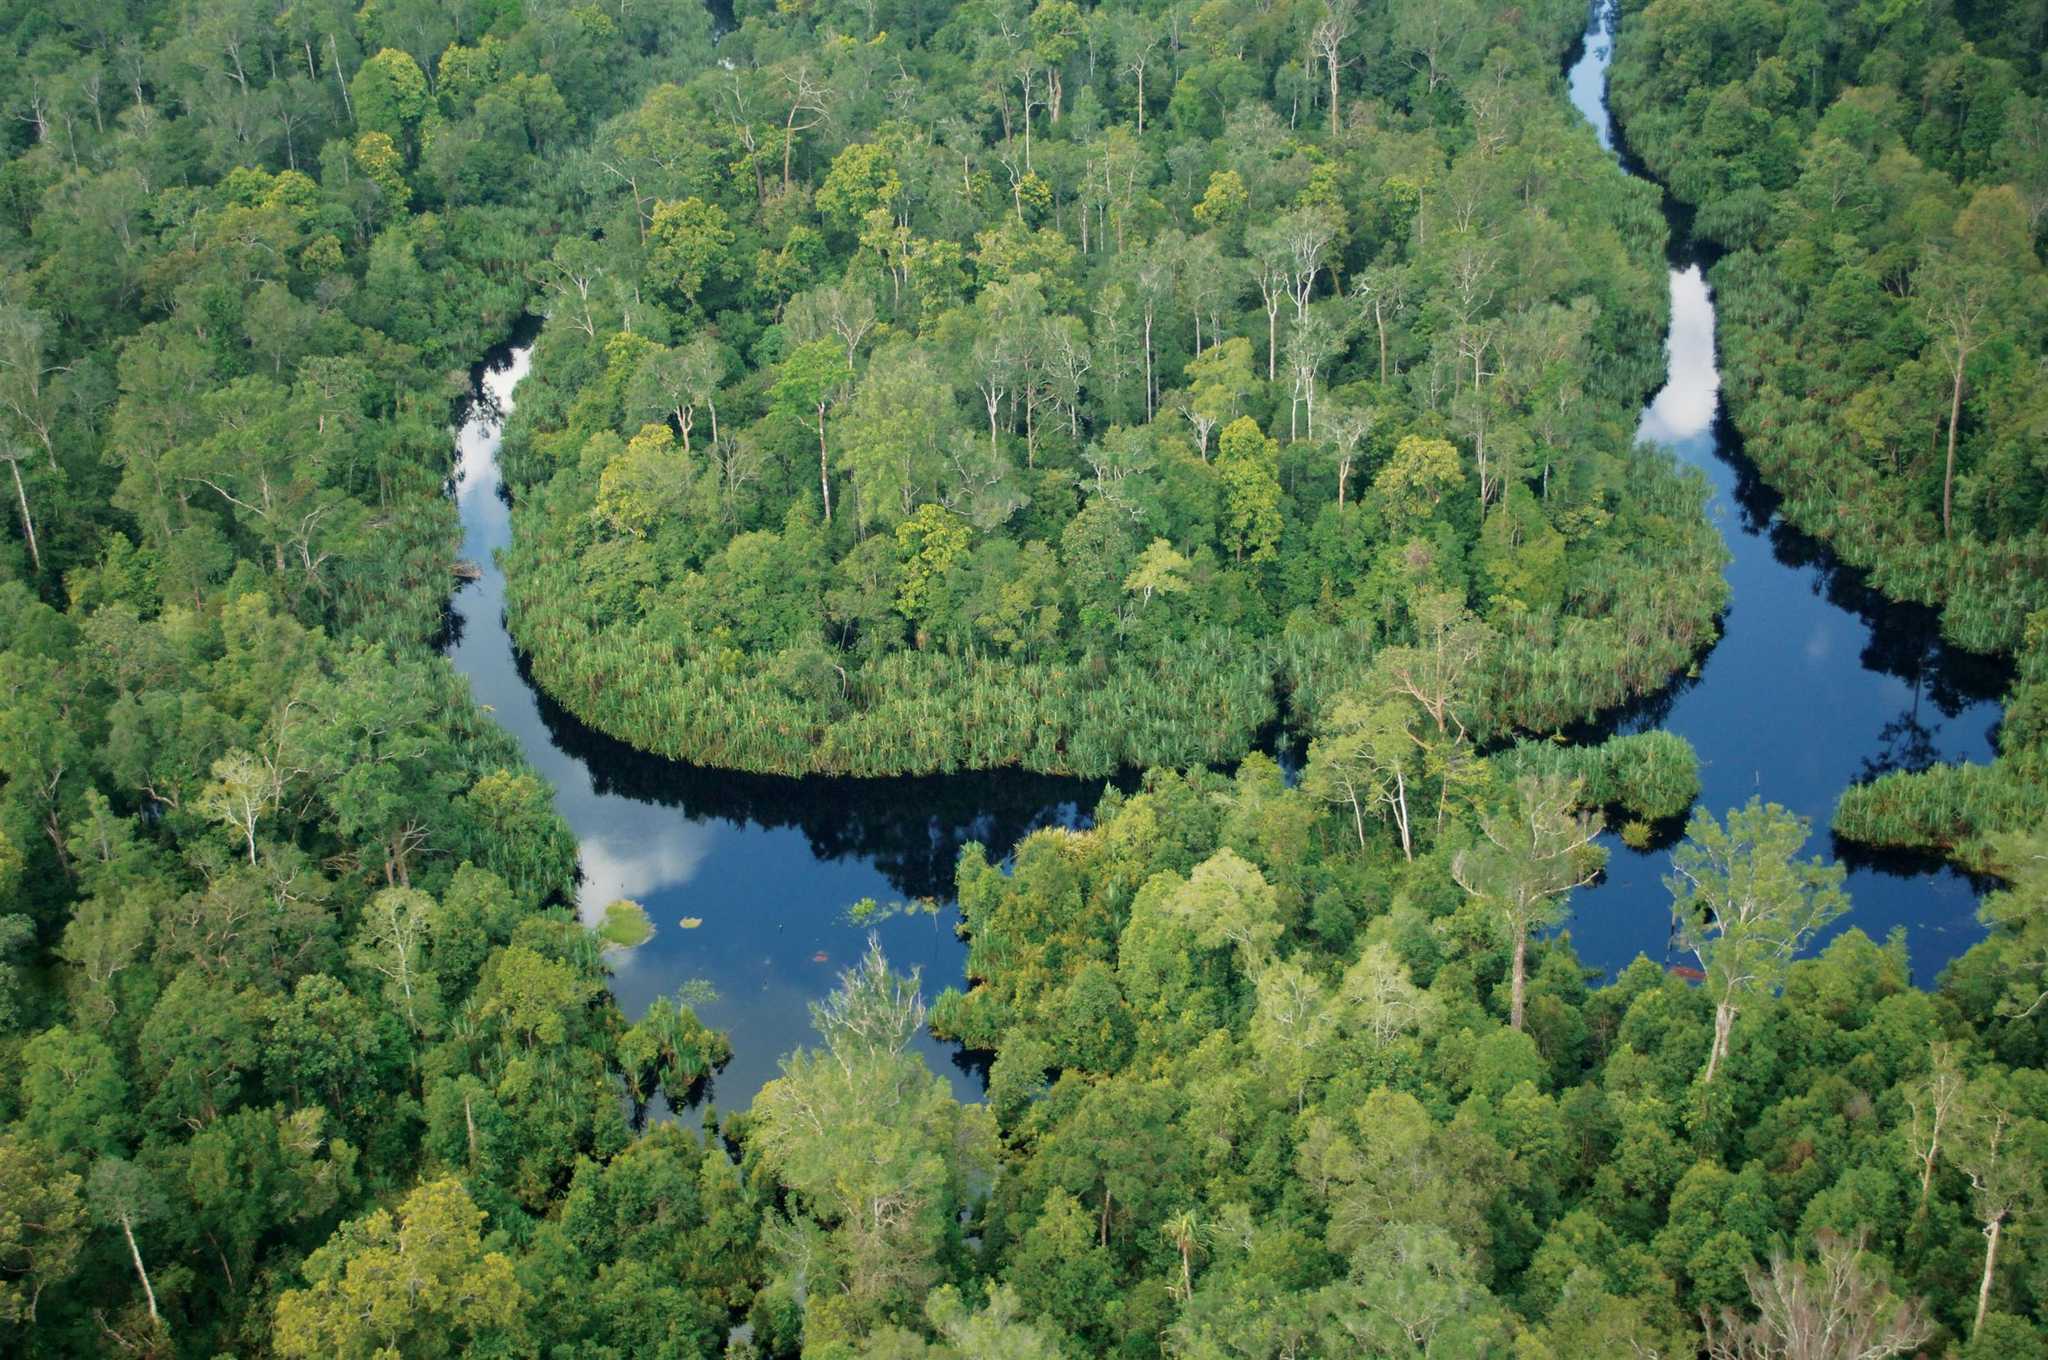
[
  {"left": 273, "top": 1177, "right": 527, "bottom": 1358},
  {"left": 4, "top": 0, "right": 2045, "bottom": 1353},
  {"left": 488, "top": 0, "right": 1726, "bottom": 775}
]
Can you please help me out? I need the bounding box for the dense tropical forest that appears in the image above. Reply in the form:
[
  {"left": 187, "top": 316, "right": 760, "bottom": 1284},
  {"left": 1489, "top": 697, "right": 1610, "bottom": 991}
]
[
  {"left": 493, "top": 0, "right": 1731, "bottom": 776},
  {"left": 0, "top": 0, "right": 2043, "bottom": 1356}
]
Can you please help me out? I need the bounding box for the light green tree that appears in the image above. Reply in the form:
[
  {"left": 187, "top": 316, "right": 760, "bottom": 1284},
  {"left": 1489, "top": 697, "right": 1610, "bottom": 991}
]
[
  {"left": 1977, "top": 831, "right": 2048, "bottom": 1021},
  {"left": 1179, "top": 338, "right": 1256, "bottom": 457},
  {"left": 349, "top": 48, "right": 429, "bottom": 153},
  {"left": 1123, "top": 537, "right": 1191, "bottom": 606},
  {"left": 750, "top": 938, "right": 995, "bottom": 1333},
  {"left": 273, "top": 1177, "right": 527, "bottom": 1359},
  {"left": 1163, "top": 849, "right": 1283, "bottom": 970},
  {"left": 195, "top": 749, "right": 272, "bottom": 863},
  {"left": 0, "top": 1136, "right": 85, "bottom": 1326},
  {"left": 1668, "top": 799, "right": 1849, "bottom": 1084},
  {"left": 595, "top": 424, "right": 686, "bottom": 538},
  {"left": 349, "top": 887, "right": 438, "bottom": 1037},
  {"left": 894, "top": 503, "right": 971, "bottom": 637},
  {"left": 1302, "top": 694, "right": 1421, "bottom": 857},
  {"left": 1216, "top": 417, "right": 1283, "bottom": 563},
  {"left": 1451, "top": 773, "right": 1606, "bottom": 1031},
  {"left": 87, "top": 1158, "right": 165, "bottom": 1331},
  {"left": 648, "top": 196, "right": 734, "bottom": 309},
  {"left": 1373, "top": 433, "right": 1462, "bottom": 529},
  {"left": 1952, "top": 1073, "right": 2047, "bottom": 1341}
]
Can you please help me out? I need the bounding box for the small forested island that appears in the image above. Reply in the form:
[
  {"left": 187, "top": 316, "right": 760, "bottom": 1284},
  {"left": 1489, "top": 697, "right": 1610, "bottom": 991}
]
[{"left": 0, "top": 0, "right": 2045, "bottom": 1356}]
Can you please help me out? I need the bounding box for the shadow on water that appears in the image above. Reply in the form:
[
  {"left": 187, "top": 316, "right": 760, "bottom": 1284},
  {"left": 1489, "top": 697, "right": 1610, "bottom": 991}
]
[
  {"left": 513, "top": 642, "right": 1113, "bottom": 902},
  {"left": 1561, "top": 0, "right": 2008, "bottom": 986}
]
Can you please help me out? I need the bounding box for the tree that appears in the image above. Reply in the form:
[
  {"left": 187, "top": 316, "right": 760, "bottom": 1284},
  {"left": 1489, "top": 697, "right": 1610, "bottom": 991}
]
[
  {"left": 1373, "top": 587, "right": 1491, "bottom": 744},
  {"left": 1285, "top": 307, "right": 1345, "bottom": 440},
  {"left": 817, "top": 140, "right": 900, "bottom": 230},
  {"left": 1668, "top": 800, "right": 1849, "bottom": 1084},
  {"left": 196, "top": 748, "right": 272, "bottom": 863},
  {"left": 1251, "top": 960, "right": 1338, "bottom": 1110},
  {"left": 350, "top": 887, "right": 438, "bottom": 1036},
  {"left": 894, "top": 503, "right": 971, "bottom": 641},
  {"left": 351, "top": 48, "right": 429, "bottom": 154},
  {"left": 1181, "top": 338, "right": 1256, "bottom": 459},
  {"left": 595, "top": 424, "right": 686, "bottom": 538},
  {"left": 87, "top": 1158, "right": 165, "bottom": 1330},
  {"left": 777, "top": 61, "right": 832, "bottom": 190},
  {"left": 1914, "top": 247, "right": 1995, "bottom": 538},
  {"left": 1322, "top": 400, "right": 1376, "bottom": 507},
  {"left": 1902, "top": 1040, "right": 1966, "bottom": 1215},
  {"left": 1111, "top": 12, "right": 1162, "bottom": 133},
  {"left": 1392, "top": 0, "right": 1475, "bottom": 95},
  {"left": 1163, "top": 849, "right": 1283, "bottom": 969},
  {"left": 1029, "top": 1, "right": 1082, "bottom": 122},
  {"left": 1952, "top": 1074, "right": 2046, "bottom": 1341},
  {"left": 1193, "top": 170, "right": 1247, "bottom": 240},
  {"left": 773, "top": 338, "right": 847, "bottom": 524},
  {"left": 1701, "top": 1232, "right": 1932, "bottom": 1360},
  {"left": 1124, "top": 537, "right": 1191, "bottom": 606},
  {"left": 1217, "top": 417, "right": 1282, "bottom": 563},
  {"left": 1302, "top": 694, "right": 1421, "bottom": 858},
  {"left": 1310, "top": 0, "right": 1357, "bottom": 137},
  {"left": 20, "top": 1026, "right": 131, "bottom": 1157},
  {"left": 1976, "top": 831, "right": 2048, "bottom": 1021},
  {"left": 750, "top": 939, "right": 994, "bottom": 1327},
  {"left": 629, "top": 338, "right": 726, "bottom": 453},
  {"left": 1354, "top": 264, "right": 1410, "bottom": 386},
  {"left": 0, "top": 440, "right": 39, "bottom": 574},
  {"left": 1340, "top": 940, "right": 1441, "bottom": 1054},
  {"left": 530, "top": 238, "right": 608, "bottom": 340},
  {"left": 842, "top": 344, "right": 951, "bottom": 529},
  {"left": 1452, "top": 773, "right": 1606, "bottom": 1031},
  {"left": 1373, "top": 434, "right": 1462, "bottom": 530},
  {"left": 1248, "top": 233, "right": 1290, "bottom": 381},
  {"left": 0, "top": 1137, "right": 85, "bottom": 1326},
  {"left": 0, "top": 306, "right": 63, "bottom": 573},
  {"left": 1320, "top": 1222, "right": 1499, "bottom": 1357},
  {"left": 648, "top": 197, "right": 733, "bottom": 310},
  {"left": 273, "top": 1177, "right": 527, "bottom": 1358}
]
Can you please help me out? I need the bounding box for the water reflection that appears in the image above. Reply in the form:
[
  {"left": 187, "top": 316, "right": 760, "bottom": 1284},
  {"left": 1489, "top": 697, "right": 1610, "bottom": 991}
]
[
  {"left": 446, "top": 338, "right": 1103, "bottom": 1109},
  {"left": 1563, "top": 1, "right": 2006, "bottom": 984},
  {"left": 1638, "top": 266, "right": 1719, "bottom": 444}
]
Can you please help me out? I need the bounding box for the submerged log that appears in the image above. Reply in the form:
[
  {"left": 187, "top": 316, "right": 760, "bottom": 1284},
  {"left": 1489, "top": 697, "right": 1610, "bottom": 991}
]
[{"left": 452, "top": 560, "right": 484, "bottom": 581}]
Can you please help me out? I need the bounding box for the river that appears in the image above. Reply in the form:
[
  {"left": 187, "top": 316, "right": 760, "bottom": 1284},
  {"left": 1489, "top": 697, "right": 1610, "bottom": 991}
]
[
  {"left": 444, "top": 3, "right": 2009, "bottom": 1113},
  {"left": 1561, "top": 0, "right": 2007, "bottom": 982}
]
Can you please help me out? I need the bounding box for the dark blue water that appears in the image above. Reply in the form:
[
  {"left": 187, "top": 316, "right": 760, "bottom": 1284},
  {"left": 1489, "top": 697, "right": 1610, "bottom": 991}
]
[
  {"left": 446, "top": 346, "right": 1100, "bottom": 1108},
  {"left": 1561, "top": 0, "right": 2008, "bottom": 983}
]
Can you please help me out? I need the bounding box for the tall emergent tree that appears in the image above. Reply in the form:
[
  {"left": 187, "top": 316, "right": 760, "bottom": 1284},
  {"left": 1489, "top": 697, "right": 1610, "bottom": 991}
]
[
  {"left": 1668, "top": 800, "right": 1849, "bottom": 1085},
  {"left": 1452, "top": 772, "right": 1605, "bottom": 1031}
]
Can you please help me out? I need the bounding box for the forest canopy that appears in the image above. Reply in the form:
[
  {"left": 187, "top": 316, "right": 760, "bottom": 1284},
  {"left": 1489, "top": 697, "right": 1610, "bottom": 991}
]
[
  {"left": 492, "top": 0, "right": 1729, "bottom": 776},
  {"left": 0, "top": 0, "right": 2045, "bottom": 1355}
]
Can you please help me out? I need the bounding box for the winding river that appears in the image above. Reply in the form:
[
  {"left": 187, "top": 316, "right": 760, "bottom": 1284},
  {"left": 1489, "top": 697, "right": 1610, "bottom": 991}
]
[
  {"left": 444, "top": 1, "right": 2009, "bottom": 1110},
  {"left": 1563, "top": 0, "right": 2006, "bottom": 981}
]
